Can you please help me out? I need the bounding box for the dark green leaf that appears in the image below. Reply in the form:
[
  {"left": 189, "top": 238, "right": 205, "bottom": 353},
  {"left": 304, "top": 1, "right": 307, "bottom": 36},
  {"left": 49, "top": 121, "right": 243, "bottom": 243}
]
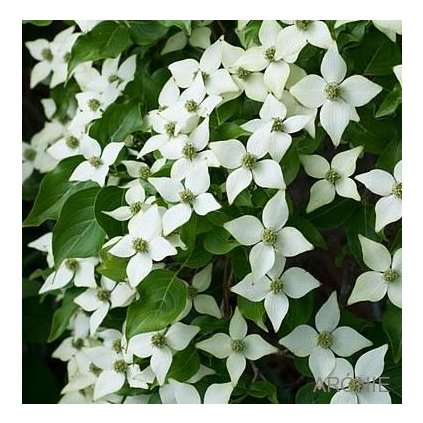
[
  {"left": 382, "top": 303, "right": 402, "bottom": 363},
  {"left": 97, "top": 245, "right": 128, "bottom": 282},
  {"left": 279, "top": 291, "right": 314, "bottom": 336},
  {"left": 167, "top": 345, "right": 201, "bottom": 382},
  {"left": 48, "top": 290, "right": 79, "bottom": 342},
  {"left": 308, "top": 198, "right": 359, "bottom": 230},
  {"left": 289, "top": 215, "right": 326, "bottom": 249},
  {"left": 376, "top": 85, "right": 402, "bottom": 118},
  {"left": 214, "top": 122, "right": 250, "bottom": 139},
  {"left": 128, "top": 20, "right": 169, "bottom": 46},
  {"left": 249, "top": 381, "right": 278, "bottom": 404},
  {"left": 376, "top": 139, "right": 402, "bottom": 172},
  {"left": 23, "top": 20, "right": 53, "bottom": 26},
  {"left": 159, "top": 20, "right": 191, "bottom": 35},
  {"left": 237, "top": 296, "right": 267, "bottom": 331},
  {"left": 295, "top": 382, "right": 332, "bottom": 404},
  {"left": 204, "top": 227, "right": 239, "bottom": 255},
  {"left": 280, "top": 146, "right": 300, "bottom": 185}
]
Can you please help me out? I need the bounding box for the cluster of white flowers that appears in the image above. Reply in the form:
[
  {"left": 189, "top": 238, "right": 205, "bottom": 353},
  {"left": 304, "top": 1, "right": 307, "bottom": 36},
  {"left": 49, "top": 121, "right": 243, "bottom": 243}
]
[{"left": 24, "top": 19, "right": 401, "bottom": 404}]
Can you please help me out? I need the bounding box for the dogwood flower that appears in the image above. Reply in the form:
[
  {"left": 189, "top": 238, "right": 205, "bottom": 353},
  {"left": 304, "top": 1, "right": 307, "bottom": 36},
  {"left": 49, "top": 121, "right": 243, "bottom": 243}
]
[
  {"left": 46, "top": 127, "right": 85, "bottom": 161},
  {"left": 276, "top": 20, "right": 332, "bottom": 63},
  {"left": 28, "top": 232, "right": 54, "bottom": 268},
  {"left": 121, "top": 159, "right": 166, "bottom": 183},
  {"left": 161, "top": 23, "right": 211, "bottom": 55},
  {"left": 22, "top": 140, "right": 57, "bottom": 183},
  {"left": 149, "top": 162, "right": 221, "bottom": 235},
  {"left": 196, "top": 307, "right": 277, "bottom": 386},
  {"left": 180, "top": 264, "right": 222, "bottom": 319},
  {"left": 69, "top": 139, "right": 124, "bottom": 187},
  {"left": 128, "top": 322, "right": 200, "bottom": 385},
  {"left": 39, "top": 257, "right": 98, "bottom": 294},
  {"left": 242, "top": 94, "right": 310, "bottom": 162},
  {"left": 355, "top": 161, "right": 402, "bottom": 232},
  {"left": 290, "top": 45, "right": 382, "bottom": 145},
  {"left": 329, "top": 345, "right": 391, "bottom": 404},
  {"left": 279, "top": 292, "right": 372, "bottom": 380},
  {"left": 348, "top": 235, "right": 402, "bottom": 308},
  {"left": 231, "top": 255, "right": 320, "bottom": 331},
  {"left": 74, "top": 277, "right": 137, "bottom": 335},
  {"left": 224, "top": 191, "right": 313, "bottom": 279},
  {"left": 301, "top": 146, "right": 363, "bottom": 213},
  {"left": 108, "top": 205, "right": 177, "bottom": 286},
  {"left": 210, "top": 139, "right": 285, "bottom": 204}
]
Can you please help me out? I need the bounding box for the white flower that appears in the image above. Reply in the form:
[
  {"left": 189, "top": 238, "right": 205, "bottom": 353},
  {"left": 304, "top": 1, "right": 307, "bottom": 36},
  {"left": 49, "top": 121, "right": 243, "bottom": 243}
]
[
  {"left": 27, "top": 232, "right": 54, "bottom": 268},
  {"left": 242, "top": 94, "right": 310, "bottom": 162},
  {"left": 348, "top": 235, "right": 402, "bottom": 308},
  {"left": 279, "top": 292, "right": 372, "bottom": 381},
  {"left": 276, "top": 20, "right": 332, "bottom": 63},
  {"left": 224, "top": 191, "right": 313, "bottom": 279},
  {"left": 161, "top": 25, "right": 211, "bottom": 55},
  {"left": 231, "top": 255, "right": 320, "bottom": 331},
  {"left": 329, "top": 345, "right": 391, "bottom": 404},
  {"left": 301, "top": 146, "right": 363, "bottom": 213},
  {"left": 196, "top": 307, "right": 277, "bottom": 386},
  {"left": 75, "top": 20, "right": 101, "bottom": 33},
  {"left": 209, "top": 139, "right": 285, "bottom": 204},
  {"left": 39, "top": 257, "right": 98, "bottom": 294},
  {"left": 355, "top": 161, "right": 402, "bottom": 232},
  {"left": 46, "top": 127, "right": 85, "bottom": 161},
  {"left": 149, "top": 162, "right": 221, "bottom": 235},
  {"left": 128, "top": 322, "right": 200, "bottom": 385},
  {"left": 121, "top": 158, "right": 166, "bottom": 182},
  {"left": 69, "top": 138, "right": 124, "bottom": 187},
  {"left": 393, "top": 65, "right": 402, "bottom": 86},
  {"left": 108, "top": 205, "right": 177, "bottom": 286},
  {"left": 74, "top": 276, "right": 137, "bottom": 335},
  {"left": 290, "top": 45, "right": 382, "bottom": 145},
  {"left": 180, "top": 264, "right": 222, "bottom": 319},
  {"left": 22, "top": 140, "right": 57, "bottom": 183}
]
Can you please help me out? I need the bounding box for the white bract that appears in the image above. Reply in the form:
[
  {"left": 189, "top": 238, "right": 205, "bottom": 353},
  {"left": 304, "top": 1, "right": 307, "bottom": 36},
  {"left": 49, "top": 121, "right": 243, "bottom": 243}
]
[
  {"left": 210, "top": 139, "right": 285, "bottom": 204},
  {"left": 301, "top": 146, "right": 363, "bottom": 212},
  {"left": 279, "top": 292, "right": 372, "bottom": 380},
  {"left": 231, "top": 255, "right": 320, "bottom": 331},
  {"left": 355, "top": 161, "right": 402, "bottom": 232},
  {"left": 27, "top": 232, "right": 54, "bottom": 268},
  {"left": 196, "top": 307, "right": 277, "bottom": 385},
  {"left": 348, "top": 235, "right": 402, "bottom": 308},
  {"left": 329, "top": 345, "right": 391, "bottom": 404},
  {"left": 128, "top": 322, "right": 200, "bottom": 385},
  {"left": 224, "top": 191, "right": 313, "bottom": 279},
  {"left": 290, "top": 45, "right": 382, "bottom": 145},
  {"left": 46, "top": 127, "right": 85, "bottom": 161},
  {"left": 22, "top": 140, "right": 57, "bottom": 183}
]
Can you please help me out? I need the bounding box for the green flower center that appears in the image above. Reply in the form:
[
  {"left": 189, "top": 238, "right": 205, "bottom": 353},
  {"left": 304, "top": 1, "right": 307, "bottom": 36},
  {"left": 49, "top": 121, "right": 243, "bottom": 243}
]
[
  {"left": 236, "top": 67, "right": 251, "bottom": 81},
  {"left": 72, "top": 338, "right": 84, "bottom": 350},
  {"left": 348, "top": 378, "right": 364, "bottom": 393},
  {"left": 179, "top": 189, "right": 195, "bottom": 204},
  {"left": 108, "top": 74, "right": 122, "bottom": 84},
  {"left": 112, "top": 339, "right": 122, "bottom": 353},
  {"left": 165, "top": 121, "right": 176, "bottom": 137},
  {"left": 185, "top": 100, "right": 199, "bottom": 113},
  {"left": 96, "top": 288, "right": 111, "bottom": 302},
  {"left": 272, "top": 117, "right": 285, "bottom": 132},
  {"left": 139, "top": 165, "right": 151, "bottom": 179},
  {"left": 392, "top": 182, "right": 402, "bottom": 199},
  {"left": 295, "top": 20, "right": 312, "bottom": 31},
  {"left": 188, "top": 285, "right": 198, "bottom": 299},
  {"left": 88, "top": 98, "right": 101, "bottom": 112},
  {"left": 113, "top": 359, "right": 128, "bottom": 373},
  {"left": 133, "top": 237, "right": 148, "bottom": 253},
  {"left": 41, "top": 48, "right": 53, "bottom": 61},
  {"left": 325, "top": 83, "right": 341, "bottom": 100},
  {"left": 89, "top": 363, "right": 102, "bottom": 376},
  {"left": 182, "top": 143, "right": 197, "bottom": 160},
  {"left": 151, "top": 333, "right": 167, "bottom": 349},
  {"left": 89, "top": 156, "right": 103, "bottom": 168},
  {"left": 325, "top": 169, "right": 340, "bottom": 184},
  {"left": 24, "top": 148, "right": 37, "bottom": 162},
  {"left": 265, "top": 46, "right": 276, "bottom": 62},
  {"left": 241, "top": 153, "right": 257, "bottom": 170},
  {"left": 130, "top": 201, "right": 143, "bottom": 214},
  {"left": 65, "top": 259, "right": 78, "bottom": 271},
  {"left": 261, "top": 228, "right": 278, "bottom": 246},
  {"left": 383, "top": 269, "right": 399, "bottom": 283},
  {"left": 66, "top": 136, "right": 79, "bottom": 149},
  {"left": 270, "top": 278, "right": 284, "bottom": 294},
  {"left": 231, "top": 339, "right": 245, "bottom": 353},
  {"left": 317, "top": 331, "right": 333, "bottom": 349}
]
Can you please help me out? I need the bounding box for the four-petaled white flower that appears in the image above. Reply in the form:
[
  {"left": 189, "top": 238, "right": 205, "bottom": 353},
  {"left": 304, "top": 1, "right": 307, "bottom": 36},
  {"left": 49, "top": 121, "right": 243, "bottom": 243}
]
[
  {"left": 128, "top": 322, "right": 200, "bottom": 385},
  {"left": 301, "top": 146, "right": 363, "bottom": 213},
  {"left": 231, "top": 255, "right": 320, "bottom": 331},
  {"left": 329, "top": 345, "right": 391, "bottom": 404},
  {"left": 108, "top": 205, "right": 177, "bottom": 287},
  {"left": 70, "top": 138, "right": 124, "bottom": 187},
  {"left": 290, "top": 45, "right": 382, "bottom": 145},
  {"left": 196, "top": 307, "right": 277, "bottom": 386},
  {"left": 210, "top": 139, "right": 285, "bottom": 204},
  {"left": 224, "top": 191, "right": 313, "bottom": 279},
  {"left": 355, "top": 160, "right": 402, "bottom": 232},
  {"left": 279, "top": 292, "right": 372, "bottom": 381},
  {"left": 149, "top": 162, "right": 221, "bottom": 236},
  {"left": 46, "top": 128, "right": 85, "bottom": 161},
  {"left": 348, "top": 235, "right": 402, "bottom": 308},
  {"left": 22, "top": 140, "right": 57, "bottom": 183}
]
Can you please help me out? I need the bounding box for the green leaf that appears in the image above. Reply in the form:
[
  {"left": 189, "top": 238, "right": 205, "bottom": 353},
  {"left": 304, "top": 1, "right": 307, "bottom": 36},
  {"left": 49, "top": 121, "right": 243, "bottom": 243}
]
[
  {"left": 68, "top": 21, "right": 131, "bottom": 74},
  {"left": 48, "top": 290, "right": 79, "bottom": 342},
  {"left": 279, "top": 291, "right": 314, "bottom": 336},
  {"left": 249, "top": 381, "right": 278, "bottom": 404},
  {"left": 97, "top": 245, "right": 128, "bottom": 282},
  {"left": 237, "top": 296, "right": 267, "bottom": 332},
  {"left": 308, "top": 198, "right": 359, "bottom": 230},
  {"left": 204, "top": 227, "right": 239, "bottom": 255},
  {"left": 159, "top": 20, "right": 192, "bottom": 35},
  {"left": 89, "top": 100, "right": 143, "bottom": 147},
  {"left": 23, "top": 20, "right": 52, "bottom": 26},
  {"left": 214, "top": 122, "right": 250, "bottom": 139},
  {"left": 94, "top": 186, "right": 127, "bottom": 238},
  {"left": 295, "top": 382, "right": 332, "bottom": 404},
  {"left": 280, "top": 146, "right": 300, "bottom": 185},
  {"left": 128, "top": 20, "right": 169, "bottom": 46},
  {"left": 376, "top": 85, "right": 402, "bottom": 118},
  {"left": 23, "top": 157, "right": 95, "bottom": 227},
  {"left": 53, "top": 187, "right": 106, "bottom": 266},
  {"left": 382, "top": 303, "right": 402, "bottom": 363},
  {"left": 126, "top": 270, "right": 187, "bottom": 337},
  {"left": 376, "top": 139, "right": 402, "bottom": 172},
  {"left": 50, "top": 80, "right": 79, "bottom": 122},
  {"left": 289, "top": 215, "right": 326, "bottom": 249},
  {"left": 167, "top": 345, "right": 201, "bottom": 382}
]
